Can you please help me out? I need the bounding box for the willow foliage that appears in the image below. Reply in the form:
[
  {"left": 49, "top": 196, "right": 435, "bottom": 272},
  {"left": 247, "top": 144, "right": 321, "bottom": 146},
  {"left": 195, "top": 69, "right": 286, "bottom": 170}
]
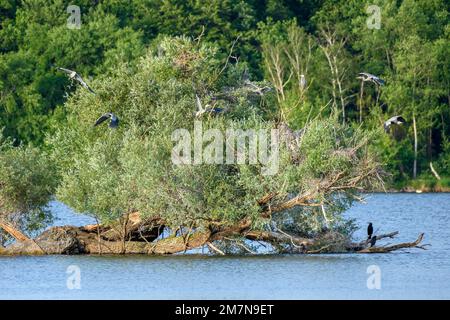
[{"left": 48, "top": 36, "right": 382, "bottom": 236}]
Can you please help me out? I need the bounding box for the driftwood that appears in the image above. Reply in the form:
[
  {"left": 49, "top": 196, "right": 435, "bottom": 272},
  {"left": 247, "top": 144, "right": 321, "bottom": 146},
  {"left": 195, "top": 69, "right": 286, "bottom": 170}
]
[
  {"left": 0, "top": 210, "right": 428, "bottom": 256},
  {"left": 0, "top": 219, "right": 31, "bottom": 242},
  {"left": 245, "top": 230, "right": 314, "bottom": 250},
  {"left": 357, "top": 233, "right": 427, "bottom": 253},
  {"left": 0, "top": 219, "right": 46, "bottom": 254}
]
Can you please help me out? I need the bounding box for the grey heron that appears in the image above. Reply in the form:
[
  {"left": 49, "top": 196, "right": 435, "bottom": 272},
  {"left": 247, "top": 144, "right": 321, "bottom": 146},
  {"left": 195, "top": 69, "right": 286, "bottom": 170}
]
[
  {"left": 194, "top": 94, "right": 223, "bottom": 118},
  {"left": 57, "top": 67, "right": 95, "bottom": 94},
  {"left": 384, "top": 115, "right": 406, "bottom": 132},
  {"left": 94, "top": 112, "right": 119, "bottom": 128},
  {"left": 299, "top": 74, "right": 306, "bottom": 90},
  {"left": 242, "top": 68, "right": 250, "bottom": 82},
  {"left": 357, "top": 72, "right": 385, "bottom": 86}
]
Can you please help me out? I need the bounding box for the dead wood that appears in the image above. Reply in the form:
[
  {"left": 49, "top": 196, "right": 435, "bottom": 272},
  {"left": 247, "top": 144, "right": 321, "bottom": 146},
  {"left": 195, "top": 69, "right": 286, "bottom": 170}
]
[
  {"left": 0, "top": 219, "right": 31, "bottom": 242},
  {"left": 357, "top": 233, "right": 427, "bottom": 253},
  {"left": 0, "top": 208, "right": 429, "bottom": 256}
]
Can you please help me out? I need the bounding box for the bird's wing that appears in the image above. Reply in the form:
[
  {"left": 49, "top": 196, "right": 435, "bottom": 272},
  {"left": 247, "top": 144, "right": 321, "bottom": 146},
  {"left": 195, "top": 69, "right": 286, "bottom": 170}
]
[
  {"left": 75, "top": 74, "right": 95, "bottom": 94},
  {"left": 384, "top": 119, "right": 392, "bottom": 131},
  {"left": 397, "top": 116, "right": 406, "bottom": 123},
  {"left": 195, "top": 94, "right": 203, "bottom": 112},
  {"left": 74, "top": 74, "right": 86, "bottom": 85},
  {"left": 85, "top": 83, "right": 96, "bottom": 94},
  {"left": 94, "top": 113, "right": 111, "bottom": 126},
  {"left": 373, "top": 76, "right": 385, "bottom": 86},
  {"left": 57, "top": 67, "right": 75, "bottom": 75},
  {"left": 109, "top": 114, "right": 119, "bottom": 127}
]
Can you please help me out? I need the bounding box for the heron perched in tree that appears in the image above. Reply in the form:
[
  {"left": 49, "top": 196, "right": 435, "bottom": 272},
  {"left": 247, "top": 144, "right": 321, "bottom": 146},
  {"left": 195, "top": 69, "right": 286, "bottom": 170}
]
[
  {"left": 56, "top": 67, "right": 96, "bottom": 94},
  {"left": 194, "top": 94, "right": 223, "bottom": 118},
  {"left": 370, "top": 235, "right": 377, "bottom": 247},
  {"left": 299, "top": 74, "right": 306, "bottom": 90},
  {"left": 384, "top": 115, "right": 406, "bottom": 132},
  {"left": 242, "top": 68, "right": 250, "bottom": 83},
  {"left": 94, "top": 112, "right": 119, "bottom": 128},
  {"left": 367, "top": 222, "right": 374, "bottom": 240},
  {"left": 357, "top": 72, "right": 385, "bottom": 86}
]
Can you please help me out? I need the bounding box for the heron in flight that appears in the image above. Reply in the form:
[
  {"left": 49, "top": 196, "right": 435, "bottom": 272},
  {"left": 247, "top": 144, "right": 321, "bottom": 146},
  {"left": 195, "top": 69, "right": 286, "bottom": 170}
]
[
  {"left": 195, "top": 94, "right": 223, "bottom": 118},
  {"left": 384, "top": 115, "right": 406, "bottom": 132},
  {"left": 357, "top": 72, "right": 385, "bottom": 86},
  {"left": 56, "top": 67, "right": 95, "bottom": 94},
  {"left": 94, "top": 112, "right": 119, "bottom": 128}
]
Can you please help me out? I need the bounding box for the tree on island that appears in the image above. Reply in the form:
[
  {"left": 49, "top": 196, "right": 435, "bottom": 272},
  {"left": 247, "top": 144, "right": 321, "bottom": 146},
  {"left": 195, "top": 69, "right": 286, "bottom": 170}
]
[
  {"left": 0, "top": 36, "right": 427, "bottom": 255},
  {"left": 0, "top": 135, "right": 56, "bottom": 249}
]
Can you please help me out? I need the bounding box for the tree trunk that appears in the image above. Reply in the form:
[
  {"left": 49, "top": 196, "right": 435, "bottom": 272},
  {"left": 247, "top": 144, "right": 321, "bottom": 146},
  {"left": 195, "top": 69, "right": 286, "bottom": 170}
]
[
  {"left": 359, "top": 80, "right": 364, "bottom": 123},
  {"left": 413, "top": 113, "right": 418, "bottom": 179},
  {"left": 0, "top": 219, "right": 46, "bottom": 254},
  {"left": 357, "top": 233, "right": 426, "bottom": 253},
  {"left": 0, "top": 219, "right": 31, "bottom": 242},
  {"left": 0, "top": 217, "right": 428, "bottom": 256}
]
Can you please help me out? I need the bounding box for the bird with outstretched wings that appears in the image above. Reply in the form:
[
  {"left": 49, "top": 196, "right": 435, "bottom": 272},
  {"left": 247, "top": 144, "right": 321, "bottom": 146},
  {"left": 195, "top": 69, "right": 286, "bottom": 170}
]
[
  {"left": 357, "top": 72, "right": 385, "bottom": 86},
  {"left": 57, "top": 67, "right": 96, "bottom": 94},
  {"left": 194, "top": 94, "right": 224, "bottom": 118},
  {"left": 94, "top": 112, "right": 119, "bottom": 128},
  {"left": 384, "top": 115, "right": 406, "bottom": 132}
]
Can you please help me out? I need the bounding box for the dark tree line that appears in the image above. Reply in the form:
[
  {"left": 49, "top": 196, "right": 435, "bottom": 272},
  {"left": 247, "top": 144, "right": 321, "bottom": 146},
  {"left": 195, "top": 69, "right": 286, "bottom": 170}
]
[{"left": 1, "top": 0, "right": 449, "bottom": 187}]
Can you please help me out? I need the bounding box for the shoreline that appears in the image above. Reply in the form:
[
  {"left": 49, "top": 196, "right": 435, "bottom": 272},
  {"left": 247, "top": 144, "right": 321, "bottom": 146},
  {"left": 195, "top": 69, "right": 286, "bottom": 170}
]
[{"left": 371, "top": 189, "right": 450, "bottom": 193}]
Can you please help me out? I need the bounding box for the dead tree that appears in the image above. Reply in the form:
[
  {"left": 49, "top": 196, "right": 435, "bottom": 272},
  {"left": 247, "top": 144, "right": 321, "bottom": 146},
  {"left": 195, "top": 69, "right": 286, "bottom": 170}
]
[{"left": 318, "top": 27, "right": 352, "bottom": 124}]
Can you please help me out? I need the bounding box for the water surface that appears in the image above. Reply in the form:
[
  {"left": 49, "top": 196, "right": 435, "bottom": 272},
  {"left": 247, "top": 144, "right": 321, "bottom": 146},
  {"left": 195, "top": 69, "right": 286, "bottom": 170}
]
[{"left": 1, "top": 193, "right": 449, "bottom": 299}]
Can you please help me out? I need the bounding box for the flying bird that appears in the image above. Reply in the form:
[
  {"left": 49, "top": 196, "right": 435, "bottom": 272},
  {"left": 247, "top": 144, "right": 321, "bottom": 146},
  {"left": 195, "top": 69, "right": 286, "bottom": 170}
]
[
  {"left": 384, "top": 115, "right": 406, "bottom": 132},
  {"left": 370, "top": 235, "right": 377, "bottom": 247},
  {"left": 367, "top": 222, "right": 373, "bottom": 240},
  {"left": 94, "top": 112, "right": 119, "bottom": 128},
  {"left": 357, "top": 72, "right": 385, "bottom": 86},
  {"left": 194, "top": 94, "right": 223, "bottom": 118},
  {"left": 56, "top": 67, "right": 96, "bottom": 94}
]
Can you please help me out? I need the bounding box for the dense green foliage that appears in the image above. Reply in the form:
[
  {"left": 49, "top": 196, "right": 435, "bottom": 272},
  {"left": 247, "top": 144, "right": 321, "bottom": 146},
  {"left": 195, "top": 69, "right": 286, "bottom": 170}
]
[
  {"left": 0, "top": 0, "right": 448, "bottom": 240},
  {"left": 48, "top": 36, "right": 381, "bottom": 236},
  {"left": 1, "top": 0, "right": 448, "bottom": 187},
  {"left": 0, "top": 133, "right": 56, "bottom": 241}
]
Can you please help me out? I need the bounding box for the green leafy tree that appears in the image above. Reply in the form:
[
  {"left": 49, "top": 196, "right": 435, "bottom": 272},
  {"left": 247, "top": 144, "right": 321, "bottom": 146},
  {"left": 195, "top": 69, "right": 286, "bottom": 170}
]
[{"left": 0, "top": 134, "right": 57, "bottom": 244}]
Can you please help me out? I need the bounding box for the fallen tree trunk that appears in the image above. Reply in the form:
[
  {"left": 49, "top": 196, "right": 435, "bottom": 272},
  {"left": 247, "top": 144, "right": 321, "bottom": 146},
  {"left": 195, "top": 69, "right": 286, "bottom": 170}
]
[
  {"left": 0, "top": 211, "right": 429, "bottom": 256},
  {"left": 0, "top": 219, "right": 31, "bottom": 242},
  {"left": 0, "top": 219, "right": 46, "bottom": 254},
  {"left": 356, "top": 233, "right": 427, "bottom": 253},
  {"left": 245, "top": 230, "right": 314, "bottom": 250},
  {"left": 346, "top": 231, "right": 400, "bottom": 251}
]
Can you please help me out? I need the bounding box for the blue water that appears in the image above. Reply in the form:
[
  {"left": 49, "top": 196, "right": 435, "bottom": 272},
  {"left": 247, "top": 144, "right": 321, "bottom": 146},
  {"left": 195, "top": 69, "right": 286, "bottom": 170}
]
[{"left": 1, "top": 193, "right": 449, "bottom": 299}]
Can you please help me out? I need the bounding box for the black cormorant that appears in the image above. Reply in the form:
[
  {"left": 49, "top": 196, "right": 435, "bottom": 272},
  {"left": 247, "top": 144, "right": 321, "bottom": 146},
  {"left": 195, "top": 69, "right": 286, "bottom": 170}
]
[
  {"left": 367, "top": 222, "right": 373, "bottom": 240},
  {"left": 370, "top": 235, "right": 377, "bottom": 247}
]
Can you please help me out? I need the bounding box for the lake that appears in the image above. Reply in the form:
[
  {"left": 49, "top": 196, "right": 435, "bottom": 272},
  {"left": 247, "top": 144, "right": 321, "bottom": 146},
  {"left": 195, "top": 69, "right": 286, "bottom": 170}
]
[{"left": 1, "top": 193, "right": 449, "bottom": 299}]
